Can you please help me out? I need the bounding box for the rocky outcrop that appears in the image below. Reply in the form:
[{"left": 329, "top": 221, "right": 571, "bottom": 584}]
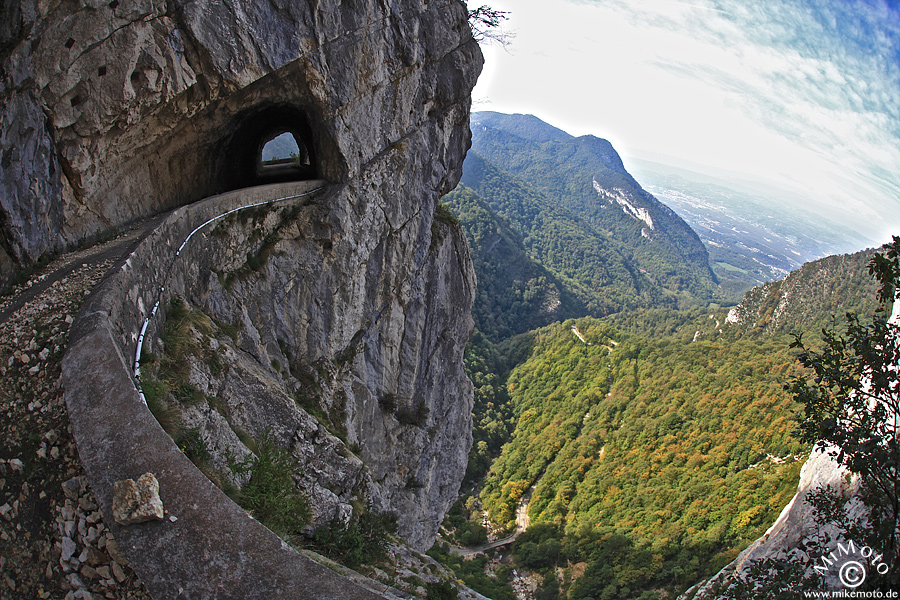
[
  {"left": 724, "top": 248, "right": 879, "bottom": 335},
  {"left": 1, "top": 0, "right": 482, "bottom": 283},
  {"left": 176, "top": 178, "right": 477, "bottom": 548},
  {"left": 1, "top": 0, "right": 484, "bottom": 596},
  {"left": 112, "top": 473, "right": 165, "bottom": 526}
]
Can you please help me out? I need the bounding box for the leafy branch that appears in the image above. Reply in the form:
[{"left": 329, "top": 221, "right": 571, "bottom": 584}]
[{"left": 786, "top": 238, "right": 900, "bottom": 589}]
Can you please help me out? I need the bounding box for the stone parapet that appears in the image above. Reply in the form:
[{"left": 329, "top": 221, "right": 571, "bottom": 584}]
[{"left": 63, "top": 181, "right": 392, "bottom": 600}]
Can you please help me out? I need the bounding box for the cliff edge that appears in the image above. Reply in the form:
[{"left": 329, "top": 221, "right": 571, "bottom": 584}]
[{"left": 2, "top": 0, "right": 483, "bottom": 597}]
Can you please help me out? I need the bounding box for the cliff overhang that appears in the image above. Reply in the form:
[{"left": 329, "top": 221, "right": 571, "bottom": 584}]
[{"left": 4, "top": 0, "right": 484, "bottom": 596}]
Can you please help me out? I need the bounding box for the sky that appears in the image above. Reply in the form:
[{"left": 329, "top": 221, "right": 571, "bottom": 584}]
[{"left": 472, "top": 0, "right": 900, "bottom": 244}]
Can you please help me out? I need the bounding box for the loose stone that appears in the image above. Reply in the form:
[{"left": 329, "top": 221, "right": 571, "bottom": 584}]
[{"left": 111, "top": 473, "right": 164, "bottom": 525}]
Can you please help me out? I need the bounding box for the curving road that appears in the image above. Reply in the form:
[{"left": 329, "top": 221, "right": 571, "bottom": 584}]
[
  {"left": 449, "top": 486, "right": 533, "bottom": 557},
  {"left": 0, "top": 215, "right": 165, "bottom": 326}
]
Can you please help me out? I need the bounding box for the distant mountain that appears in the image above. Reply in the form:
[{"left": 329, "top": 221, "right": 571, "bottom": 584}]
[
  {"left": 464, "top": 112, "right": 718, "bottom": 321},
  {"left": 260, "top": 132, "right": 300, "bottom": 162},
  {"left": 724, "top": 247, "right": 881, "bottom": 336},
  {"left": 627, "top": 159, "right": 875, "bottom": 298},
  {"left": 458, "top": 151, "right": 668, "bottom": 326}
]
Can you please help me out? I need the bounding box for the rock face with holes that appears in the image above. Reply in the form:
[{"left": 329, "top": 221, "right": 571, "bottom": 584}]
[{"left": 6, "top": 0, "right": 481, "bottom": 554}]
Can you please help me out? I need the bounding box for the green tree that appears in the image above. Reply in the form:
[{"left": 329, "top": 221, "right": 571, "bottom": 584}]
[
  {"left": 228, "top": 431, "right": 312, "bottom": 542},
  {"left": 786, "top": 236, "right": 900, "bottom": 589}
]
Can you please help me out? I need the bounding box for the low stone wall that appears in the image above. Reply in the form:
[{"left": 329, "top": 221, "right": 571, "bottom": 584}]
[{"left": 62, "top": 181, "right": 392, "bottom": 600}]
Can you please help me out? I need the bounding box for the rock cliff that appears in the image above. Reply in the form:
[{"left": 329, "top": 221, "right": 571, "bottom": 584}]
[
  {"left": 1, "top": 0, "right": 481, "bottom": 283},
  {"left": 152, "top": 188, "right": 478, "bottom": 549},
  {"left": 5, "top": 0, "right": 482, "bottom": 556}
]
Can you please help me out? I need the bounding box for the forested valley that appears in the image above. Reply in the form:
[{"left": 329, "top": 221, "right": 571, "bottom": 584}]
[{"left": 429, "top": 113, "right": 884, "bottom": 600}]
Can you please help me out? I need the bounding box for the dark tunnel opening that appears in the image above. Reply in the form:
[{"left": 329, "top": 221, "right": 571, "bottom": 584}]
[{"left": 215, "top": 104, "right": 319, "bottom": 192}]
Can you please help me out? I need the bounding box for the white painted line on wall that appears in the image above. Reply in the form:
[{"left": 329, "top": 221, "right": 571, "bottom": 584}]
[{"left": 133, "top": 186, "right": 325, "bottom": 404}]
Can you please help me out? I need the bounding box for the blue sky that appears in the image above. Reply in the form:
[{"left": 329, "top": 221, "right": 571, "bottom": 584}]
[{"left": 473, "top": 0, "right": 900, "bottom": 244}]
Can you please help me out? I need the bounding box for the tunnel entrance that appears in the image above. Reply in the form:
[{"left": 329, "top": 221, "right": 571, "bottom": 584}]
[{"left": 216, "top": 104, "right": 319, "bottom": 192}]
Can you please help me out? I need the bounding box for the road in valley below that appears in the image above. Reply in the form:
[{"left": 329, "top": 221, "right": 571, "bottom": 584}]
[{"left": 449, "top": 486, "right": 533, "bottom": 557}]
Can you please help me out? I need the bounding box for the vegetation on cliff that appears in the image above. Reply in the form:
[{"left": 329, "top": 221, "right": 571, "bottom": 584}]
[
  {"left": 726, "top": 247, "right": 880, "bottom": 336},
  {"left": 444, "top": 183, "right": 581, "bottom": 340},
  {"left": 785, "top": 238, "right": 900, "bottom": 590},
  {"left": 467, "top": 113, "right": 718, "bottom": 309}
]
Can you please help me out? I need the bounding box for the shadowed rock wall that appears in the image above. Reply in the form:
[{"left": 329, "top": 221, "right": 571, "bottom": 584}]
[
  {"left": 1, "top": 0, "right": 481, "bottom": 282},
  {"left": 31, "top": 0, "right": 483, "bottom": 595}
]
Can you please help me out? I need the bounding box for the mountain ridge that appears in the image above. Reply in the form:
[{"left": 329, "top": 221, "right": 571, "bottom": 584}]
[
  {"left": 462, "top": 112, "right": 718, "bottom": 320},
  {"left": 471, "top": 111, "right": 574, "bottom": 143}
]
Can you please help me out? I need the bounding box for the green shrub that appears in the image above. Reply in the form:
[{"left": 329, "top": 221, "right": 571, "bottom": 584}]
[
  {"left": 434, "top": 203, "right": 460, "bottom": 227},
  {"left": 172, "top": 382, "right": 204, "bottom": 405},
  {"left": 396, "top": 402, "right": 429, "bottom": 427},
  {"left": 378, "top": 393, "right": 398, "bottom": 413},
  {"left": 140, "top": 377, "right": 168, "bottom": 407},
  {"left": 425, "top": 580, "right": 457, "bottom": 600},
  {"left": 311, "top": 510, "right": 398, "bottom": 568},
  {"left": 228, "top": 431, "right": 311, "bottom": 541},
  {"left": 145, "top": 386, "right": 183, "bottom": 439},
  {"left": 158, "top": 297, "right": 214, "bottom": 385},
  {"left": 176, "top": 428, "right": 211, "bottom": 466}
]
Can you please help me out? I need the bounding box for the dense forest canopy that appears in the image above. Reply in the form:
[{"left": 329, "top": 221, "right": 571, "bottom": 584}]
[
  {"left": 432, "top": 112, "right": 887, "bottom": 600},
  {"left": 474, "top": 317, "right": 804, "bottom": 598},
  {"left": 443, "top": 184, "right": 583, "bottom": 340}
]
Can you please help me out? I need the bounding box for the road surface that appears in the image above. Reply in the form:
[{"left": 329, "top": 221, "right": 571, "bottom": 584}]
[{"left": 449, "top": 487, "right": 533, "bottom": 556}]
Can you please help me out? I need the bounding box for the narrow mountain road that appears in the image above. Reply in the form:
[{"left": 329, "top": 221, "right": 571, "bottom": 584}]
[
  {"left": 571, "top": 325, "right": 590, "bottom": 344},
  {"left": 449, "top": 486, "right": 534, "bottom": 557},
  {"left": 0, "top": 215, "right": 164, "bottom": 325}
]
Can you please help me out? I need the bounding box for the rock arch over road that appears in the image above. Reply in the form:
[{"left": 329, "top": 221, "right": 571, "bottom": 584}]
[{"left": 216, "top": 103, "right": 322, "bottom": 192}]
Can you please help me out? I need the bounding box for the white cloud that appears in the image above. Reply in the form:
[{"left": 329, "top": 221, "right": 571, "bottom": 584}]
[{"left": 473, "top": 0, "right": 900, "bottom": 243}]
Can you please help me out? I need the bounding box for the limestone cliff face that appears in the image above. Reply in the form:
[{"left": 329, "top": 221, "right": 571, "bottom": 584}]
[
  {"left": 1, "top": 0, "right": 481, "bottom": 280},
  {"left": 6, "top": 0, "right": 482, "bottom": 551},
  {"left": 161, "top": 192, "right": 477, "bottom": 550}
]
